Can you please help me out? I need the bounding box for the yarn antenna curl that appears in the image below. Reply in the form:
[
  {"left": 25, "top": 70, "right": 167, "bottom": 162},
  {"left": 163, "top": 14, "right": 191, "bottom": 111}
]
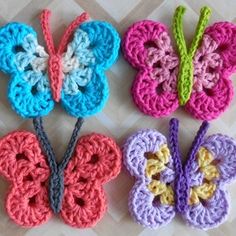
[
  {"left": 173, "top": 6, "right": 211, "bottom": 105},
  {"left": 40, "top": 10, "right": 89, "bottom": 102}
]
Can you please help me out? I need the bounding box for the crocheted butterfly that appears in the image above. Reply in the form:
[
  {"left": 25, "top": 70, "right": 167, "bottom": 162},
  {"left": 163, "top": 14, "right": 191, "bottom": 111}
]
[
  {"left": 0, "top": 119, "right": 121, "bottom": 227},
  {"left": 0, "top": 10, "right": 120, "bottom": 118},
  {"left": 123, "top": 6, "right": 236, "bottom": 120},
  {"left": 123, "top": 118, "right": 236, "bottom": 230}
]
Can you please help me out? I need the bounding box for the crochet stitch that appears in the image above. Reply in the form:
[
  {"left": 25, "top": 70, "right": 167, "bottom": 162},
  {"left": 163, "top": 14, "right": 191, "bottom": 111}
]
[
  {"left": 0, "top": 10, "right": 120, "bottom": 118},
  {"left": 0, "top": 121, "right": 121, "bottom": 227},
  {"left": 122, "top": 5, "right": 236, "bottom": 120},
  {"left": 0, "top": 9, "right": 122, "bottom": 229},
  {"left": 123, "top": 118, "right": 236, "bottom": 230}
]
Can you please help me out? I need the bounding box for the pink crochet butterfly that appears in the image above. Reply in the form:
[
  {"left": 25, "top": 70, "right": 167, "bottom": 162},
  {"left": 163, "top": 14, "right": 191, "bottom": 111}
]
[
  {"left": 0, "top": 130, "right": 121, "bottom": 227},
  {"left": 122, "top": 6, "right": 236, "bottom": 120}
]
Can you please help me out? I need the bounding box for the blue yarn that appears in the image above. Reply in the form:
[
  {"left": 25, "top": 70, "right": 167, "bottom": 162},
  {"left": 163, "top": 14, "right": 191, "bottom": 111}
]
[
  {"left": 0, "top": 23, "right": 54, "bottom": 118},
  {"left": 62, "top": 29, "right": 95, "bottom": 95},
  {"left": 0, "top": 23, "right": 37, "bottom": 74},
  {"left": 8, "top": 73, "right": 54, "bottom": 118},
  {"left": 61, "top": 21, "right": 120, "bottom": 117},
  {"left": 80, "top": 21, "right": 120, "bottom": 69},
  {"left": 0, "top": 20, "right": 120, "bottom": 118},
  {"left": 61, "top": 68, "right": 109, "bottom": 117}
]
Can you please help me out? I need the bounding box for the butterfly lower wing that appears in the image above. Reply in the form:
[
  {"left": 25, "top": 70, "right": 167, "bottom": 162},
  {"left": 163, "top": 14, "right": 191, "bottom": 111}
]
[
  {"left": 123, "top": 129, "right": 176, "bottom": 228},
  {"left": 61, "top": 69, "right": 109, "bottom": 117},
  {"left": 9, "top": 73, "right": 54, "bottom": 118},
  {"left": 129, "top": 180, "right": 175, "bottom": 229},
  {"left": 123, "top": 20, "right": 179, "bottom": 118},
  {"left": 0, "top": 131, "right": 52, "bottom": 227},
  {"left": 132, "top": 70, "right": 179, "bottom": 118},
  {"left": 61, "top": 133, "right": 121, "bottom": 227},
  {"left": 184, "top": 189, "right": 229, "bottom": 230},
  {"left": 60, "top": 182, "right": 106, "bottom": 228},
  {"left": 183, "top": 134, "right": 236, "bottom": 229},
  {"left": 0, "top": 22, "right": 54, "bottom": 118},
  {"left": 186, "top": 22, "right": 236, "bottom": 120}
]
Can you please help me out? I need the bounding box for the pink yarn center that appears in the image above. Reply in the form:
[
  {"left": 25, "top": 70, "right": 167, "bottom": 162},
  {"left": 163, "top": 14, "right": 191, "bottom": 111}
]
[
  {"left": 193, "top": 34, "right": 223, "bottom": 92},
  {"left": 145, "top": 32, "right": 222, "bottom": 94},
  {"left": 146, "top": 32, "right": 179, "bottom": 93}
]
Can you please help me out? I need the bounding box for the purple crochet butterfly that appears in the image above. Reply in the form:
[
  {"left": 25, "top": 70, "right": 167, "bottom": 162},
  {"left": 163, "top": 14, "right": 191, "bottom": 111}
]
[{"left": 123, "top": 118, "right": 236, "bottom": 230}]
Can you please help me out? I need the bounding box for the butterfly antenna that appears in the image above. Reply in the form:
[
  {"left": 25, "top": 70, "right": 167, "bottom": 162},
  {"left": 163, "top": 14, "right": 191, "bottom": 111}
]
[
  {"left": 169, "top": 118, "right": 185, "bottom": 213},
  {"left": 58, "top": 12, "right": 89, "bottom": 54},
  {"left": 177, "top": 120, "right": 209, "bottom": 213},
  {"left": 59, "top": 117, "right": 84, "bottom": 169},
  {"left": 172, "top": 6, "right": 211, "bottom": 105}
]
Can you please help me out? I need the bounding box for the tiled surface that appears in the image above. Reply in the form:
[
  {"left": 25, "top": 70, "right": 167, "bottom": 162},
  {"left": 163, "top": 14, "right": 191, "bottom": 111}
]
[{"left": 0, "top": 0, "right": 236, "bottom": 235}]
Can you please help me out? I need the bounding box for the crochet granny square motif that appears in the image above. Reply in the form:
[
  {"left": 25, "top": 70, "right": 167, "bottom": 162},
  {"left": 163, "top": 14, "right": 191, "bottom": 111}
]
[{"left": 122, "top": 6, "right": 236, "bottom": 120}]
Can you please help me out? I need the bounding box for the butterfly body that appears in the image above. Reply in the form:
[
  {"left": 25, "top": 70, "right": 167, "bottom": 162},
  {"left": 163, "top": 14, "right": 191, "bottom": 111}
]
[{"left": 123, "top": 119, "right": 236, "bottom": 229}]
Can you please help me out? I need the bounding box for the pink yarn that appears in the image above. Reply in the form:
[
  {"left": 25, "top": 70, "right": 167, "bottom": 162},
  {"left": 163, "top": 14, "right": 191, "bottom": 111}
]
[
  {"left": 186, "top": 22, "right": 236, "bottom": 120},
  {"left": 123, "top": 21, "right": 236, "bottom": 120},
  {"left": 123, "top": 21, "right": 179, "bottom": 117}
]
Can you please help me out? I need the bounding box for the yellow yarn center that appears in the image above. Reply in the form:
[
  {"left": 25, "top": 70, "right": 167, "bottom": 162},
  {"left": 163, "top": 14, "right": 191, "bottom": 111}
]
[
  {"left": 145, "top": 145, "right": 174, "bottom": 205},
  {"left": 189, "top": 147, "right": 219, "bottom": 205}
]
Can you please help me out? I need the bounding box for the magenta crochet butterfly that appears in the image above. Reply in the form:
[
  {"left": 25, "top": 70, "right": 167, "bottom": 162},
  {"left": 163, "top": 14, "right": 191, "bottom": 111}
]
[
  {"left": 122, "top": 6, "right": 236, "bottom": 120},
  {"left": 123, "top": 118, "right": 236, "bottom": 230}
]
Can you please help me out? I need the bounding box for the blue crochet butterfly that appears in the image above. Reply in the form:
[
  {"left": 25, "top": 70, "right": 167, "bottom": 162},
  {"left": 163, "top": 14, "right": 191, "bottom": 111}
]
[{"left": 0, "top": 10, "right": 120, "bottom": 118}]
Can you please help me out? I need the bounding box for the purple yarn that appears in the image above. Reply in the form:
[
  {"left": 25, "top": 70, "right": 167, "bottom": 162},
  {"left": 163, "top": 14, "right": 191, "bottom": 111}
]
[
  {"left": 176, "top": 121, "right": 209, "bottom": 214},
  {"left": 123, "top": 118, "right": 236, "bottom": 230},
  {"left": 123, "top": 129, "right": 175, "bottom": 228},
  {"left": 183, "top": 134, "right": 236, "bottom": 229}
]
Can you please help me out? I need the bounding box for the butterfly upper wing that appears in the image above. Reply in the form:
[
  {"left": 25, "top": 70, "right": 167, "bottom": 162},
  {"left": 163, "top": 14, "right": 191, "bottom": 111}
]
[
  {"left": 183, "top": 134, "right": 236, "bottom": 229},
  {"left": 61, "top": 21, "right": 120, "bottom": 117},
  {"left": 123, "top": 129, "right": 176, "bottom": 228},
  {"left": 122, "top": 21, "right": 179, "bottom": 118},
  {"left": 0, "top": 23, "right": 54, "bottom": 118},
  {"left": 61, "top": 133, "right": 121, "bottom": 227},
  {"left": 0, "top": 131, "right": 51, "bottom": 227},
  {"left": 186, "top": 22, "right": 236, "bottom": 120}
]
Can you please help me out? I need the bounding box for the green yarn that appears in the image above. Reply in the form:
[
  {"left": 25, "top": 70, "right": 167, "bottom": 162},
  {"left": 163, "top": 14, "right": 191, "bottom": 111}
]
[{"left": 172, "top": 6, "right": 211, "bottom": 105}]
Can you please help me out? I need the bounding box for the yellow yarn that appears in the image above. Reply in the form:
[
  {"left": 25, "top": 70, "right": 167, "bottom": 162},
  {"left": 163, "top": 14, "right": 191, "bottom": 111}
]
[
  {"left": 145, "top": 145, "right": 174, "bottom": 205},
  {"left": 189, "top": 183, "right": 216, "bottom": 205},
  {"left": 160, "top": 185, "right": 175, "bottom": 205},
  {"left": 148, "top": 180, "right": 166, "bottom": 195},
  {"left": 148, "top": 180, "right": 174, "bottom": 205},
  {"left": 198, "top": 147, "right": 220, "bottom": 180},
  {"left": 145, "top": 144, "right": 170, "bottom": 178},
  {"left": 189, "top": 147, "right": 219, "bottom": 205}
]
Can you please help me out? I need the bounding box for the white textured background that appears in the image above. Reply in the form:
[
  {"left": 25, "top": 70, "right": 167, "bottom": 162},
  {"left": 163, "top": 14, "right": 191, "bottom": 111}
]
[{"left": 0, "top": 0, "right": 236, "bottom": 235}]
